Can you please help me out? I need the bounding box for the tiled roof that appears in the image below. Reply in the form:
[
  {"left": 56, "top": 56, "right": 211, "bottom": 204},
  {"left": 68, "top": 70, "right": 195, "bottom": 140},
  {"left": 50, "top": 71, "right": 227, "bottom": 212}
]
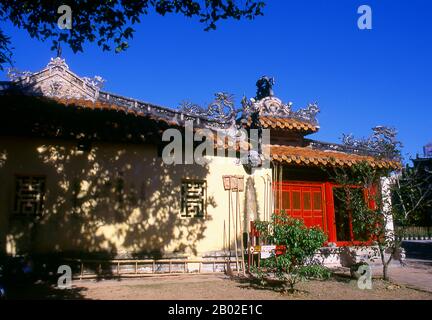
[
  {"left": 0, "top": 94, "right": 398, "bottom": 163},
  {"left": 271, "top": 144, "right": 400, "bottom": 169},
  {"left": 49, "top": 97, "right": 250, "bottom": 151},
  {"left": 52, "top": 97, "right": 181, "bottom": 126},
  {"left": 259, "top": 116, "right": 318, "bottom": 133}
]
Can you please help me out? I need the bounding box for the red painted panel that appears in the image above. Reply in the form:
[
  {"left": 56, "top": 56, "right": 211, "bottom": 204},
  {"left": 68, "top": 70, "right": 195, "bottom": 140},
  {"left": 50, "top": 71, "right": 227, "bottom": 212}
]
[
  {"left": 325, "top": 182, "right": 336, "bottom": 243},
  {"left": 273, "top": 182, "right": 326, "bottom": 231},
  {"left": 272, "top": 181, "right": 379, "bottom": 246}
]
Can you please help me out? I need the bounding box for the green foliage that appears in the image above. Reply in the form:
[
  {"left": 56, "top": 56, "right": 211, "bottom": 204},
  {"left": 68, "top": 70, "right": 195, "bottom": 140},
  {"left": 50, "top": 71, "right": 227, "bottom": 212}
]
[
  {"left": 330, "top": 159, "right": 389, "bottom": 189},
  {"left": 329, "top": 161, "right": 388, "bottom": 243},
  {"left": 254, "top": 214, "right": 327, "bottom": 292},
  {"left": 392, "top": 164, "right": 432, "bottom": 227},
  {"left": 249, "top": 265, "right": 267, "bottom": 286},
  {"left": 298, "top": 264, "right": 332, "bottom": 280},
  {"left": 327, "top": 161, "right": 401, "bottom": 280},
  {"left": 0, "top": 29, "right": 12, "bottom": 70},
  {"left": 329, "top": 160, "right": 431, "bottom": 244},
  {"left": 0, "top": 0, "right": 265, "bottom": 68}
]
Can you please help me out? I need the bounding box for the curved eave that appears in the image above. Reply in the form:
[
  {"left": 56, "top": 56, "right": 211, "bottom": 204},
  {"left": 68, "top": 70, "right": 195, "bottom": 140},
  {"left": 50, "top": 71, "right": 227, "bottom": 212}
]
[
  {"left": 259, "top": 116, "right": 319, "bottom": 134},
  {"left": 270, "top": 145, "right": 401, "bottom": 170}
]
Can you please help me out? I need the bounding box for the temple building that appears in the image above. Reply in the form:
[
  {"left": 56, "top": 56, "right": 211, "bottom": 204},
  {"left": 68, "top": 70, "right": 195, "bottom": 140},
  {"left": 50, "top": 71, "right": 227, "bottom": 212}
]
[{"left": 0, "top": 58, "right": 400, "bottom": 271}]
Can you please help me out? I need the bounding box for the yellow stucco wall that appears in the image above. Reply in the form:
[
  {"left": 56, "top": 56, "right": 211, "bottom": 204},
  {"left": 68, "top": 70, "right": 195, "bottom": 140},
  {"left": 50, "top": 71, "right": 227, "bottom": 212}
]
[{"left": 0, "top": 136, "right": 271, "bottom": 258}]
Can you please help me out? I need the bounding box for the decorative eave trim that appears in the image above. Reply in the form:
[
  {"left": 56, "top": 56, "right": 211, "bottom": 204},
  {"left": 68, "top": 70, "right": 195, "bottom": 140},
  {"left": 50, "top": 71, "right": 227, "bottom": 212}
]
[{"left": 270, "top": 144, "right": 401, "bottom": 170}]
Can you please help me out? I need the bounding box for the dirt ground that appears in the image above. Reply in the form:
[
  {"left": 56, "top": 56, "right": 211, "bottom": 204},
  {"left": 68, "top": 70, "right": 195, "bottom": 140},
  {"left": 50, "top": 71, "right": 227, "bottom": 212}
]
[
  {"left": 6, "top": 264, "right": 432, "bottom": 300},
  {"left": 62, "top": 273, "right": 432, "bottom": 300}
]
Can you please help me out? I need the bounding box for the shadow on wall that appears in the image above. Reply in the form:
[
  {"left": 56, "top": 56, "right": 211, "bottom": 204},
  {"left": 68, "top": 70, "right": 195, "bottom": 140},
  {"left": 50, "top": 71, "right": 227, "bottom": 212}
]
[
  {"left": 0, "top": 95, "right": 221, "bottom": 280},
  {"left": 2, "top": 142, "right": 215, "bottom": 261}
]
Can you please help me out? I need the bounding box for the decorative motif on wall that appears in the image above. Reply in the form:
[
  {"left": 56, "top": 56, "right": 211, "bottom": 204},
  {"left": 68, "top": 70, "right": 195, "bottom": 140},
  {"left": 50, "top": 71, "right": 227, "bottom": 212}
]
[
  {"left": 181, "top": 180, "right": 207, "bottom": 218},
  {"left": 13, "top": 176, "right": 46, "bottom": 215}
]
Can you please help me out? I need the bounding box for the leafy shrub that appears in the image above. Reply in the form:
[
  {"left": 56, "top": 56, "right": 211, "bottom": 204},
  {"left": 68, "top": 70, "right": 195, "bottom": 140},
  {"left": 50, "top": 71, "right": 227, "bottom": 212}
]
[
  {"left": 298, "top": 264, "right": 332, "bottom": 280},
  {"left": 254, "top": 214, "right": 328, "bottom": 292}
]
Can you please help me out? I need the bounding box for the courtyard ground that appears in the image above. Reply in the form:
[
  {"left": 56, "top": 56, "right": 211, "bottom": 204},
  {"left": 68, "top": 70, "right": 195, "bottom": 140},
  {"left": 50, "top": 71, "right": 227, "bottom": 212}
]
[
  {"left": 6, "top": 263, "right": 432, "bottom": 300},
  {"left": 69, "top": 273, "right": 432, "bottom": 300},
  {"left": 384, "top": 260, "right": 432, "bottom": 293}
]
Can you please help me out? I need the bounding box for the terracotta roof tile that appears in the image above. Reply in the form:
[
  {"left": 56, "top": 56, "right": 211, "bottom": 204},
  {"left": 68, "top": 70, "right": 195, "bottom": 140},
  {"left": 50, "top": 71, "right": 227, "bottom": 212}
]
[
  {"left": 53, "top": 97, "right": 174, "bottom": 125},
  {"left": 255, "top": 116, "right": 318, "bottom": 133},
  {"left": 51, "top": 97, "right": 250, "bottom": 151},
  {"left": 270, "top": 144, "right": 400, "bottom": 169}
]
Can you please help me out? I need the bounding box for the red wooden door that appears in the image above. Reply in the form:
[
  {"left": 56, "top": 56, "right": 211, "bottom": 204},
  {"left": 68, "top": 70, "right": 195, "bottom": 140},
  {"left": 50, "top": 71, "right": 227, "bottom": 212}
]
[{"left": 274, "top": 182, "right": 326, "bottom": 230}]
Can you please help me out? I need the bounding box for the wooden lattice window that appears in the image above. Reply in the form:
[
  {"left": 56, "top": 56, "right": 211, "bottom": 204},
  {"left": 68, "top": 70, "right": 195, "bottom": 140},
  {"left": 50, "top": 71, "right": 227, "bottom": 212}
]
[
  {"left": 13, "top": 175, "right": 46, "bottom": 216},
  {"left": 180, "top": 180, "right": 206, "bottom": 218}
]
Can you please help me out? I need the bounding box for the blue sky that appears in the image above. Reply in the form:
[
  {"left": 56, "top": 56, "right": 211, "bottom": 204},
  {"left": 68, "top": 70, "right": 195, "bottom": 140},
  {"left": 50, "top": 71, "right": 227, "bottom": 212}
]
[{"left": 1, "top": 0, "right": 431, "bottom": 162}]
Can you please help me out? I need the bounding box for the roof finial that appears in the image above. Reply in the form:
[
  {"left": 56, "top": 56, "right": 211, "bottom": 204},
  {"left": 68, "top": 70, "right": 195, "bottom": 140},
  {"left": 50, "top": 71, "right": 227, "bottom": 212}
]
[
  {"left": 255, "top": 76, "right": 275, "bottom": 101},
  {"left": 56, "top": 43, "right": 62, "bottom": 58}
]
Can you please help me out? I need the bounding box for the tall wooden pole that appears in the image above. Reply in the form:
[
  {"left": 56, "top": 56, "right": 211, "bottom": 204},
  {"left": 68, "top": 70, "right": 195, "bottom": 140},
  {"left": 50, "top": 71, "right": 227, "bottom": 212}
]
[
  {"left": 228, "top": 190, "right": 231, "bottom": 263},
  {"left": 279, "top": 164, "right": 283, "bottom": 215},
  {"left": 231, "top": 188, "right": 239, "bottom": 274},
  {"left": 223, "top": 219, "right": 226, "bottom": 255},
  {"left": 273, "top": 164, "right": 277, "bottom": 220},
  {"left": 268, "top": 175, "right": 272, "bottom": 220},
  {"left": 262, "top": 176, "right": 267, "bottom": 221},
  {"left": 237, "top": 188, "right": 246, "bottom": 276}
]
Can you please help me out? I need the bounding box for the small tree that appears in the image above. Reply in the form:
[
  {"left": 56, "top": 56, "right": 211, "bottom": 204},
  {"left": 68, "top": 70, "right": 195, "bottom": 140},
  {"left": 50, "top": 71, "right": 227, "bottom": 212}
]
[
  {"left": 329, "top": 162, "right": 398, "bottom": 280},
  {"left": 330, "top": 157, "right": 432, "bottom": 281},
  {"left": 327, "top": 126, "right": 421, "bottom": 280},
  {"left": 254, "top": 214, "right": 327, "bottom": 293},
  {"left": 392, "top": 164, "right": 432, "bottom": 227}
]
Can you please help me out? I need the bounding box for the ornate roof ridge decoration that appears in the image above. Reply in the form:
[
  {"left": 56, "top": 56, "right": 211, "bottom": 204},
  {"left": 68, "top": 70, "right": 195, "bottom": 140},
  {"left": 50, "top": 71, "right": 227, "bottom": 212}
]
[
  {"left": 178, "top": 92, "right": 238, "bottom": 127},
  {"left": 97, "top": 91, "right": 193, "bottom": 127},
  {"left": 5, "top": 57, "right": 105, "bottom": 102},
  {"left": 256, "top": 76, "right": 275, "bottom": 100},
  {"left": 306, "top": 139, "right": 380, "bottom": 157},
  {"left": 305, "top": 126, "right": 402, "bottom": 161},
  {"left": 46, "top": 56, "right": 70, "bottom": 70},
  {"left": 341, "top": 126, "right": 402, "bottom": 161},
  {"left": 241, "top": 75, "right": 320, "bottom": 126},
  {"left": 178, "top": 93, "right": 267, "bottom": 169},
  {"left": 82, "top": 76, "right": 105, "bottom": 89},
  {"left": 7, "top": 68, "right": 33, "bottom": 81},
  {"left": 96, "top": 90, "right": 241, "bottom": 133},
  {"left": 242, "top": 95, "right": 320, "bottom": 126},
  {"left": 2, "top": 57, "right": 239, "bottom": 131}
]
